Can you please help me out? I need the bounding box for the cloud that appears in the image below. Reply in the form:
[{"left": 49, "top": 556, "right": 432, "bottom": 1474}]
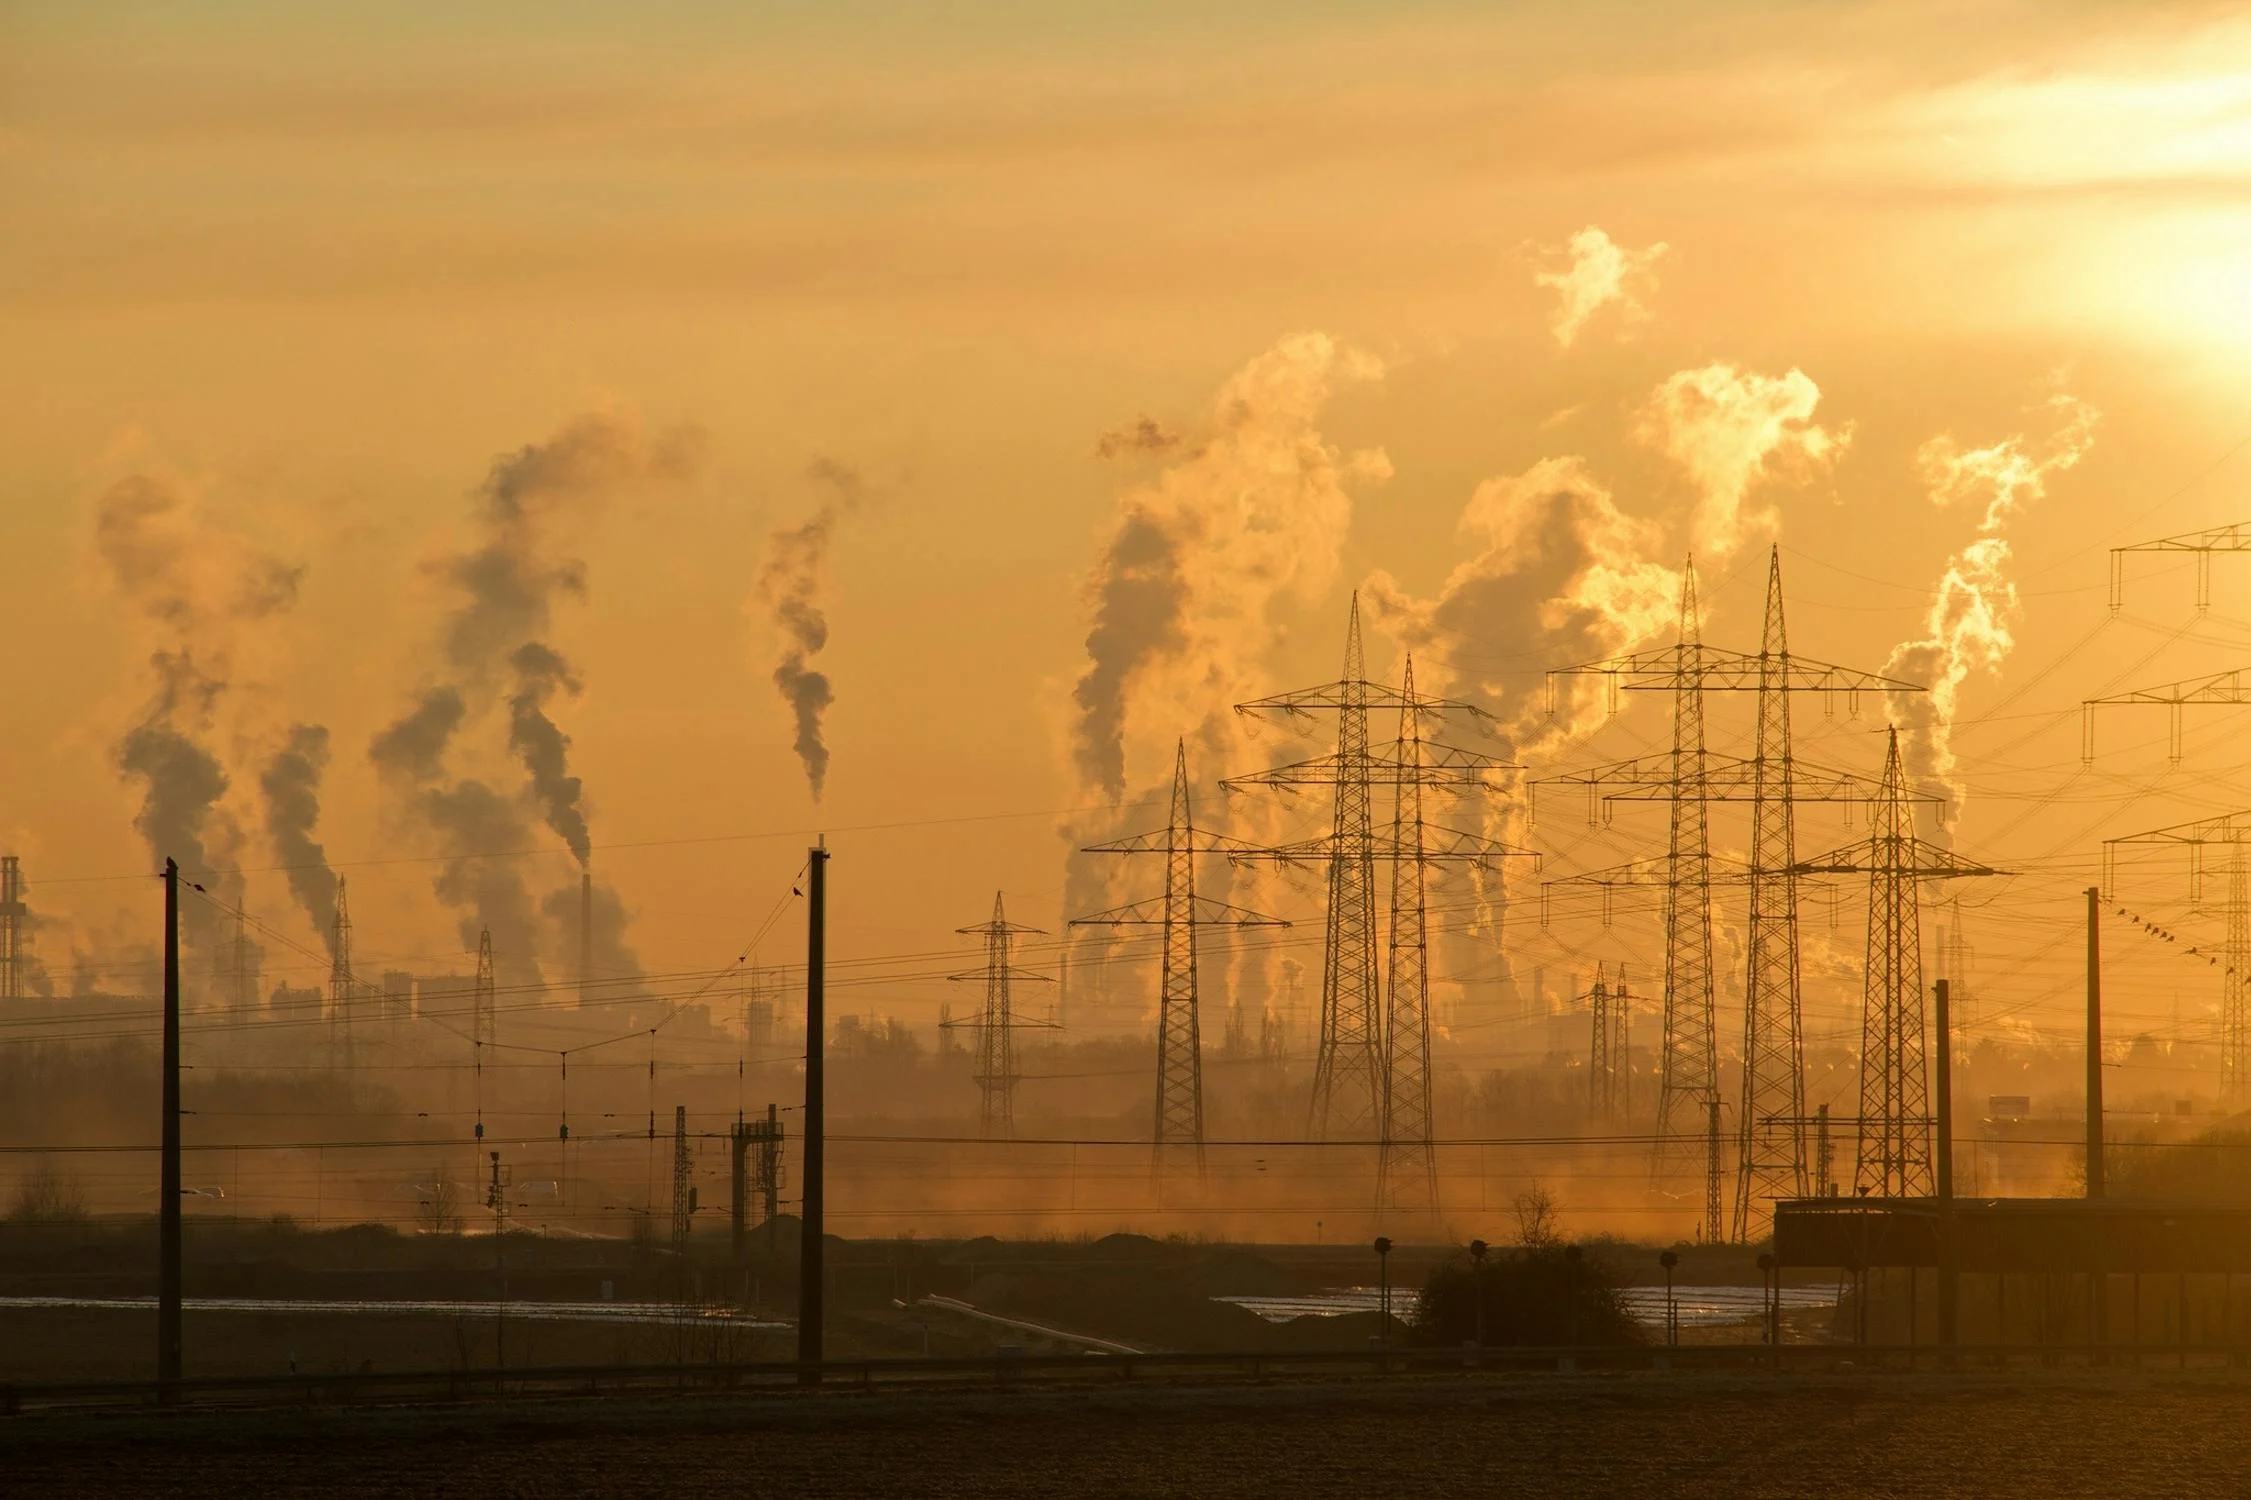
[
  {"left": 1884, "top": 389, "right": 2099, "bottom": 830},
  {"left": 1095, "top": 417, "right": 1183, "bottom": 460},
  {"left": 1532, "top": 226, "right": 1667, "bottom": 347},
  {"left": 1636, "top": 363, "right": 1847, "bottom": 561},
  {"left": 1069, "top": 330, "right": 1388, "bottom": 803},
  {"left": 755, "top": 458, "right": 865, "bottom": 802}
]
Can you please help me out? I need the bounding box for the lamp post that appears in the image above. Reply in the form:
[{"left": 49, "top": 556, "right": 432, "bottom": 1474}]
[
  {"left": 1564, "top": 1244, "right": 1583, "bottom": 1348},
  {"left": 1468, "top": 1238, "right": 1489, "bottom": 1350},
  {"left": 1660, "top": 1249, "right": 1679, "bottom": 1347},
  {"left": 1373, "top": 1236, "right": 1394, "bottom": 1346}
]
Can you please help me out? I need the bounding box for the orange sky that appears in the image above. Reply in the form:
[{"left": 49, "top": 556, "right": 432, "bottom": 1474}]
[{"left": 6, "top": 1, "right": 2251, "bottom": 1081}]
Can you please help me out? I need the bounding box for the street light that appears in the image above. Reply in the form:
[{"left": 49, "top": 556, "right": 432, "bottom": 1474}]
[
  {"left": 1468, "top": 1238, "right": 1490, "bottom": 1350},
  {"left": 1659, "top": 1249, "right": 1680, "bottom": 1347},
  {"left": 1756, "top": 1252, "right": 1778, "bottom": 1346},
  {"left": 1564, "top": 1244, "right": 1583, "bottom": 1347},
  {"left": 1373, "top": 1236, "right": 1394, "bottom": 1345}
]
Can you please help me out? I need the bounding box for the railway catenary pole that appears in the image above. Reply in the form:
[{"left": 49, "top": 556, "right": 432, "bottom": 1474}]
[
  {"left": 159, "top": 857, "right": 182, "bottom": 1394},
  {"left": 799, "top": 841, "right": 828, "bottom": 1373}
]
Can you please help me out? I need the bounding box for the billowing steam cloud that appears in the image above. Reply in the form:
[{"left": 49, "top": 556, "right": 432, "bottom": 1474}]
[
  {"left": 508, "top": 643, "right": 589, "bottom": 866},
  {"left": 1533, "top": 227, "right": 1667, "bottom": 347},
  {"left": 260, "top": 724, "right": 341, "bottom": 958},
  {"left": 1070, "top": 331, "right": 1389, "bottom": 803},
  {"left": 1365, "top": 454, "right": 1680, "bottom": 1005},
  {"left": 1637, "top": 363, "right": 1847, "bottom": 561},
  {"left": 1885, "top": 391, "right": 2100, "bottom": 831},
  {"left": 756, "top": 459, "right": 863, "bottom": 802},
  {"left": 94, "top": 474, "right": 302, "bottom": 948},
  {"left": 372, "top": 410, "right": 698, "bottom": 977}
]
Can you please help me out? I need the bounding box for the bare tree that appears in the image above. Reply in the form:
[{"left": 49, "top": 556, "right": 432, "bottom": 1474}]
[
  {"left": 7, "top": 1163, "right": 88, "bottom": 1225},
  {"left": 1512, "top": 1185, "right": 1562, "bottom": 1250},
  {"left": 417, "top": 1169, "right": 465, "bottom": 1235}
]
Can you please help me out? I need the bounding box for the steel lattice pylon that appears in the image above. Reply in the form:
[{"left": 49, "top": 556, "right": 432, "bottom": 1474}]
[
  {"left": 1796, "top": 728, "right": 1995, "bottom": 1197},
  {"left": 1545, "top": 548, "right": 1924, "bottom": 1240},
  {"left": 945, "top": 892, "right": 1053, "bottom": 1139},
  {"left": 1075, "top": 741, "right": 1284, "bottom": 1171},
  {"left": 670, "top": 1104, "right": 693, "bottom": 1269},
  {"left": 328, "top": 875, "right": 355, "bottom": 1065},
  {"left": 1380, "top": 659, "right": 1435, "bottom": 1212},
  {"left": 0, "top": 856, "right": 22, "bottom": 1003},
  {"left": 1230, "top": 603, "right": 1525, "bottom": 1160},
  {"left": 2103, "top": 810, "right": 2251, "bottom": 1103},
  {"left": 1587, "top": 965, "right": 1632, "bottom": 1121},
  {"left": 1735, "top": 550, "right": 1806, "bottom": 1241}
]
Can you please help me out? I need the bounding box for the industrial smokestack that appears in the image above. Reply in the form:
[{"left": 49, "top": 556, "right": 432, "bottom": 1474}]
[{"left": 580, "top": 868, "right": 593, "bottom": 1010}]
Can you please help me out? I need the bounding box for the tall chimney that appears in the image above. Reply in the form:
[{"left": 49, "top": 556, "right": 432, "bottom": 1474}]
[{"left": 580, "top": 868, "right": 594, "bottom": 1010}]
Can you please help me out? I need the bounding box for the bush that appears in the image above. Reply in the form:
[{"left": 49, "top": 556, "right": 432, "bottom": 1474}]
[
  {"left": 6, "top": 1163, "right": 89, "bottom": 1225},
  {"left": 1409, "top": 1244, "right": 1643, "bottom": 1348}
]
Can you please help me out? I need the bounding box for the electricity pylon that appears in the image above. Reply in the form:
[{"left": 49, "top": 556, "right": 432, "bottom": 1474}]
[
  {"left": 1230, "top": 604, "right": 1520, "bottom": 1157},
  {"left": 0, "top": 855, "right": 22, "bottom": 1002},
  {"left": 2083, "top": 669, "right": 2251, "bottom": 764},
  {"left": 670, "top": 1104, "right": 693, "bottom": 1274},
  {"left": 1587, "top": 965, "right": 1633, "bottom": 1121},
  {"left": 1230, "top": 638, "right": 1528, "bottom": 1214},
  {"left": 943, "top": 892, "right": 1055, "bottom": 1138},
  {"left": 1546, "top": 549, "right": 1922, "bottom": 1241},
  {"left": 1795, "top": 728, "right": 1996, "bottom": 1197},
  {"left": 1074, "top": 741, "right": 1285, "bottom": 1172},
  {"left": 2104, "top": 810, "right": 2251, "bottom": 1102},
  {"left": 2110, "top": 520, "right": 2251, "bottom": 614}
]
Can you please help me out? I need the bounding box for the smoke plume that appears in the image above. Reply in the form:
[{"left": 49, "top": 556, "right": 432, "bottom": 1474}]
[
  {"left": 756, "top": 459, "right": 864, "bottom": 802},
  {"left": 1532, "top": 227, "right": 1667, "bottom": 347},
  {"left": 508, "top": 643, "right": 589, "bottom": 866},
  {"left": 371, "top": 410, "right": 698, "bottom": 975},
  {"left": 1636, "top": 363, "right": 1847, "bottom": 561},
  {"left": 1069, "top": 331, "right": 1389, "bottom": 804},
  {"left": 260, "top": 724, "right": 341, "bottom": 958},
  {"left": 94, "top": 474, "right": 301, "bottom": 945},
  {"left": 1885, "top": 391, "right": 2099, "bottom": 830}
]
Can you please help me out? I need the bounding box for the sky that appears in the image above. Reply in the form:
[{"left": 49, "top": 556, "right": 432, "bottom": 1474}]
[{"left": 6, "top": 0, "right": 2251, "bottom": 1078}]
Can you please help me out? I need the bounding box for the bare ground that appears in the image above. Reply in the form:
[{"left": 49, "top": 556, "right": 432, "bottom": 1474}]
[{"left": 6, "top": 1368, "right": 2250, "bottom": 1498}]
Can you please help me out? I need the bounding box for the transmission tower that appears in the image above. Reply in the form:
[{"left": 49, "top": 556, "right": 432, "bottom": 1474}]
[
  {"left": 670, "top": 1105, "right": 693, "bottom": 1259},
  {"left": 2110, "top": 521, "right": 2251, "bottom": 614},
  {"left": 1074, "top": 740, "right": 1285, "bottom": 1172},
  {"left": 1796, "top": 728, "right": 1996, "bottom": 1196},
  {"left": 1546, "top": 550, "right": 1922, "bottom": 1241},
  {"left": 1587, "top": 965, "right": 1617, "bottom": 1120},
  {"left": 943, "top": 892, "right": 1054, "bottom": 1138},
  {"left": 1230, "top": 606, "right": 1522, "bottom": 1156},
  {"left": 228, "top": 907, "right": 257, "bottom": 1016},
  {"left": 329, "top": 876, "right": 356, "bottom": 1063},
  {"left": 2104, "top": 809, "right": 2251, "bottom": 1102},
  {"left": 0, "top": 855, "right": 25, "bottom": 1002}
]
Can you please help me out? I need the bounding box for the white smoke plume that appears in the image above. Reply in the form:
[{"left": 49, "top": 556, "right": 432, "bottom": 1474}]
[
  {"left": 1885, "top": 391, "right": 2100, "bottom": 830},
  {"left": 371, "top": 410, "right": 698, "bottom": 979},
  {"left": 1070, "top": 331, "right": 1389, "bottom": 804},
  {"left": 1532, "top": 227, "right": 1668, "bottom": 347},
  {"left": 1637, "top": 363, "right": 1847, "bottom": 561},
  {"left": 756, "top": 458, "right": 864, "bottom": 802},
  {"left": 94, "top": 474, "right": 302, "bottom": 948},
  {"left": 1365, "top": 455, "right": 1680, "bottom": 960}
]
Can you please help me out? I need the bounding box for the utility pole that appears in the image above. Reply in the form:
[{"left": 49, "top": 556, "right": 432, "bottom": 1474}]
[
  {"left": 943, "top": 894, "right": 1054, "bottom": 1138},
  {"left": 1935, "top": 977, "right": 1957, "bottom": 1347},
  {"left": 472, "top": 927, "right": 494, "bottom": 1143},
  {"left": 2087, "top": 885, "right": 2104, "bottom": 1200},
  {"left": 159, "top": 857, "right": 182, "bottom": 1394},
  {"left": 1075, "top": 741, "right": 1284, "bottom": 1177},
  {"left": 1794, "top": 729, "right": 1996, "bottom": 1197},
  {"left": 798, "top": 840, "right": 827, "bottom": 1373}
]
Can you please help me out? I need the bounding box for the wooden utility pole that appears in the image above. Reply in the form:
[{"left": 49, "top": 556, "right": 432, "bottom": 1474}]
[
  {"left": 1935, "top": 977, "right": 1956, "bottom": 1347},
  {"left": 2086, "top": 887, "right": 2104, "bottom": 1199}
]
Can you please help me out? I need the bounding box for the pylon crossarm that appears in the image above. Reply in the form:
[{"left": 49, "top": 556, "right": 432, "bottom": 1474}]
[
  {"left": 1069, "top": 896, "right": 1287, "bottom": 928},
  {"left": 1234, "top": 680, "right": 1492, "bottom": 720},
  {"left": 2087, "top": 669, "right": 2251, "bottom": 707},
  {"left": 953, "top": 920, "right": 1049, "bottom": 937},
  {"left": 2109, "top": 810, "right": 2251, "bottom": 848},
  {"left": 1545, "top": 854, "right": 1753, "bottom": 890},
  {"left": 1081, "top": 828, "right": 1268, "bottom": 856},
  {"left": 945, "top": 967, "right": 1056, "bottom": 984},
  {"left": 1789, "top": 842, "right": 2000, "bottom": 879},
  {"left": 1549, "top": 644, "right": 1922, "bottom": 696}
]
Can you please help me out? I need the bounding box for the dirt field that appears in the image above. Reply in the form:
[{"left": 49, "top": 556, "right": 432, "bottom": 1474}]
[{"left": 5, "top": 1368, "right": 2248, "bottom": 1498}]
